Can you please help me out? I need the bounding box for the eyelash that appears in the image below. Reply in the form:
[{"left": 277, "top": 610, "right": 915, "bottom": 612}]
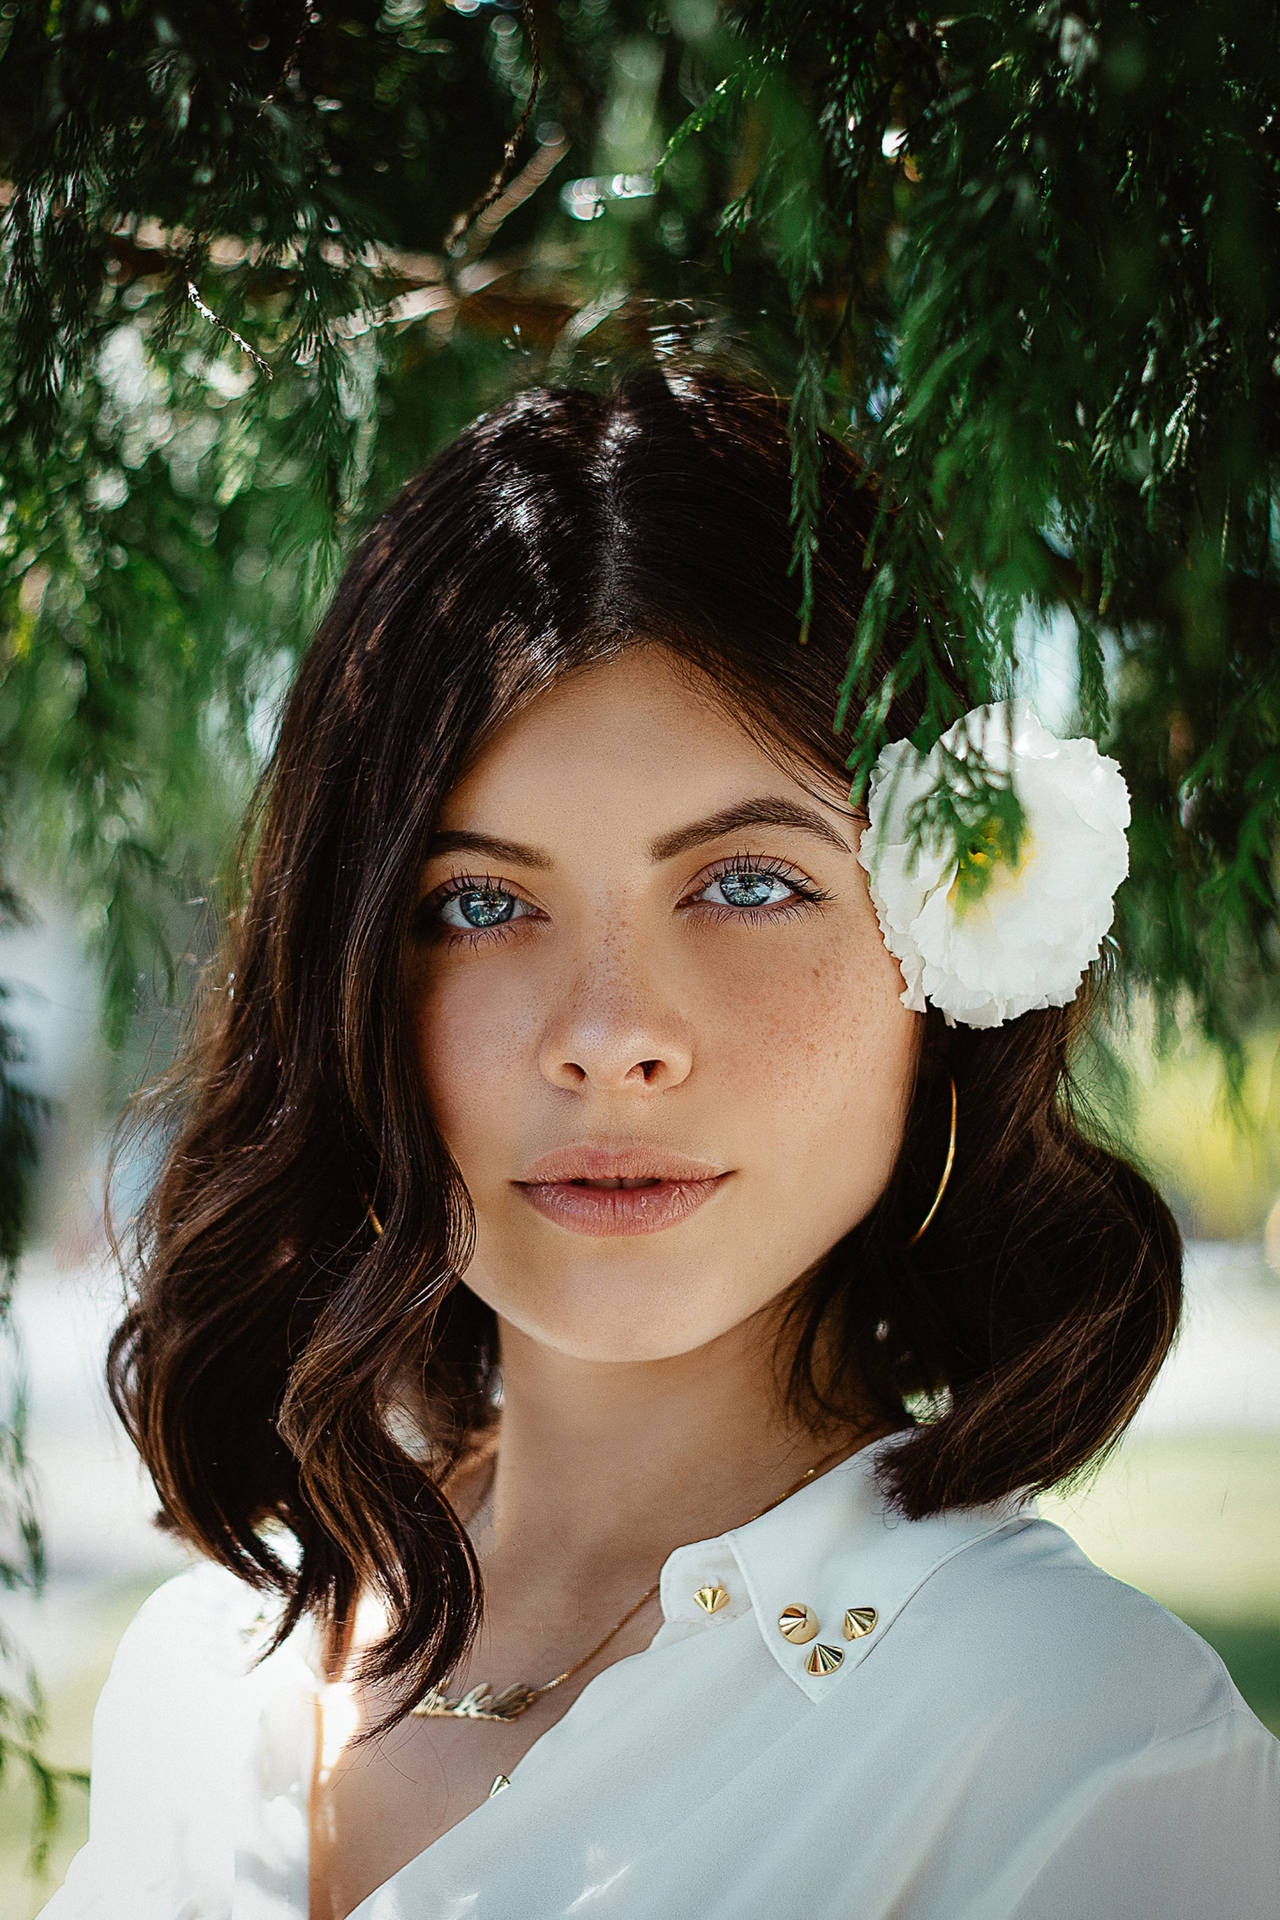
[{"left": 411, "top": 851, "right": 833, "bottom": 950}]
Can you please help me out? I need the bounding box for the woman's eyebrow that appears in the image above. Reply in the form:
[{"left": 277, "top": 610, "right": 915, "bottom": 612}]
[
  {"left": 424, "top": 796, "right": 858, "bottom": 869},
  {"left": 424, "top": 828, "right": 555, "bottom": 868},
  {"left": 651, "top": 796, "right": 856, "bottom": 861}
]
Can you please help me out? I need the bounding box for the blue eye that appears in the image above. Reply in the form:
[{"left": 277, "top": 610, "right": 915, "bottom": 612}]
[
  {"left": 702, "top": 869, "right": 795, "bottom": 910},
  {"left": 439, "top": 886, "right": 531, "bottom": 934},
  {"left": 692, "top": 854, "right": 830, "bottom": 926}
]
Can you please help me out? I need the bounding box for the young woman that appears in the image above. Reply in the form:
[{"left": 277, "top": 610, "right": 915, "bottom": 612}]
[{"left": 41, "top": 364, "right": 1278, "bottom": 1919}]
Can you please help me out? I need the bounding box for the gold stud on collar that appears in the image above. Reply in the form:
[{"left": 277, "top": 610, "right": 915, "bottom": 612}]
[
  {"left": 843, "top": 1606, "right": 878, "bottom": 1640},
  {"left": 804, "top": 1642, "right": 844, "bottom": 1676},
  {"left": 694, "top": 1584, "right": 730, "bottom": 1614},
  {"left": 777, "top": 1602, "right": 820, "bottom": 1644}
]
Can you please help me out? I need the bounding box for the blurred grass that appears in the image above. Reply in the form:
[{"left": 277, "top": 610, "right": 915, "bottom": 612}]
[{"left": 4, "top": 1432, "right": 1278, "bottom": 1916}]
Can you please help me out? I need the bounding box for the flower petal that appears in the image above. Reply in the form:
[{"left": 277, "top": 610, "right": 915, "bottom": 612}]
[{"left": 858, "top": 700, "right": 1131, "bottom": 1029}]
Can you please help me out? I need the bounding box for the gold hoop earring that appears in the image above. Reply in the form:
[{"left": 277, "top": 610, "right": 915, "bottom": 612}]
[
  {"left": 907, "top": 1074, "right": 957, "bottom": 1246},
  {"left": 364, "top": 1194, "right": 384, "bottom": 1237}
]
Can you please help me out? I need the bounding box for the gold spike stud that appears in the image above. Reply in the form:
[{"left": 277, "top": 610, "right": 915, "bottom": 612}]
[
  {"left": 804, "top": 1642, "right": 845, "bottom": 1676},
  {"left": 777, "top": 1602, "right": 820, "bottom": 1644},
  {"left": 489, "top": 1774, "right": 510, "bottom": 1797},
  {"left": 694, "top": 1584, "right": 730, "bottom": 1614},
  {"left": 843, "top": 1606, "right": 878, "bottom": 1640}
]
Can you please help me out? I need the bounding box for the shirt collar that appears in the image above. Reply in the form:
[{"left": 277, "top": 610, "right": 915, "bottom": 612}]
[{"left": 657, "top": 1432, "right": 1040, "bottom": 1702}]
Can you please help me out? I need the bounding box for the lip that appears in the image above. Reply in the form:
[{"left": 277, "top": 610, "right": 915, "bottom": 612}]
[
  {"left": 517, "top": 1142, "right": 728, "bottom": 1184},
  {"left": 513, "top": 1141, "right": 732, "bottom": 1239}
]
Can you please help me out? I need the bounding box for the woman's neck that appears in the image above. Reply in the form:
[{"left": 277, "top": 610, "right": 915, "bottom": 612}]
[{"left": 466, "top": 1310, "right": 891, "bottom": 1593}]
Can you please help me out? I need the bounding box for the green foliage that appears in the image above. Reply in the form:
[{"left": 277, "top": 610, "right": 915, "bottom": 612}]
[
  {"left": 0, "top": 0, "right": 1278, "bottom": 1858},
  {"left": 0, "top": 883, "right": 75, "bottom": 1877},
  {"left": 2, "top": 3, "right": 1269, "bottom": 1044}
]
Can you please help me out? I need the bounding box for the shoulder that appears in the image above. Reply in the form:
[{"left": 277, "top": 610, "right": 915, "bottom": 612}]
[
  {"left": 905, "top": 1510, "right": 1267, "bottom": 1753},
  {"left": 107, "top": 1557, "right": 283, "bottom": 1695},
  {"left": 850, "top": 1509, "right": 1279, "bottom": 1914},
  {"left": 94, "top": 1555, "right": 320, "bottom": 1775},
  {"left": 115, "top": 1556, "right": 271, "bottom": 1640},
  {"left": 34, "top": 1563, "right": 287, "bottom": 1918}
]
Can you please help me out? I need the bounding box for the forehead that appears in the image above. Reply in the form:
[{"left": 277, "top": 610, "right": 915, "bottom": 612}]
[{"left": 439, "top": 646, "right": 850, "bottom": 828}]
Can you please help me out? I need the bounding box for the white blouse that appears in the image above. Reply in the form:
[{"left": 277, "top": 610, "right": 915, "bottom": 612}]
[{"left": 39, "top": 1434, "right": 1280, "bottom": 1919}]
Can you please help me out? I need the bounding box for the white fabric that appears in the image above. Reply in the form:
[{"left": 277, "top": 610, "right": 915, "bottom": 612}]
[{"left": 38, "top": 1433, "right": 1280, "bottom": 1918}]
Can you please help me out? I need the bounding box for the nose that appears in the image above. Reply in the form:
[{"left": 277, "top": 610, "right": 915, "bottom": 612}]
[{"left": 536, "top": 929, "right": 694, "bottom": 1093}]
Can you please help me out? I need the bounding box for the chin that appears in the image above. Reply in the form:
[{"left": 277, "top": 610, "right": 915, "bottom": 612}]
[
  {"left": 531, "top": 1320, "right": 741, "bottom": 1366},
  {"left": 468, "top": 1257, "right": 762, "bottom": 1366}
]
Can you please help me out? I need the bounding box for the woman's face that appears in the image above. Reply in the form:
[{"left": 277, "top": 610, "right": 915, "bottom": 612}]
[{"left": 406, "top": 645, "right": 921, "bottom": 1364}]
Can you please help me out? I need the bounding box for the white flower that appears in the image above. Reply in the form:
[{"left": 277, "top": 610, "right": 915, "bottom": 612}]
[{"left": 856, "top": 699, "right": 1131, "bottom": 1028}]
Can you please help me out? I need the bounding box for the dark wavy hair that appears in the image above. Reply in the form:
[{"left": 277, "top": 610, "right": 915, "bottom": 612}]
[{"left": 106, "top": 361, "right": 1182, "bottom": 1743}]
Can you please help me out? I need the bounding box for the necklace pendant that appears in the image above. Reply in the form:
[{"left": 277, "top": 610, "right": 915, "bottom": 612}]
[{"left": 411, "top": 1679, "right": 539, "bottom": 1721}]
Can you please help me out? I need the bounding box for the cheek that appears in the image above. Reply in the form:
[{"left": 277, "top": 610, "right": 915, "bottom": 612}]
[
  {"left": 716, "top": 920, "right": 916, "bottom": 1125},
  {"left": 717, "top": 931, "right": 919, "bottom": 1251},
  {"left": 410, "top": 962, "right": 527, "bottom": 1161}
]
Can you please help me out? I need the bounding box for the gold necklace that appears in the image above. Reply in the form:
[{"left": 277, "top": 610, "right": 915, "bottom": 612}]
[{"left": 410, "top": 1436, "right": 870, "bottom": 1722}]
